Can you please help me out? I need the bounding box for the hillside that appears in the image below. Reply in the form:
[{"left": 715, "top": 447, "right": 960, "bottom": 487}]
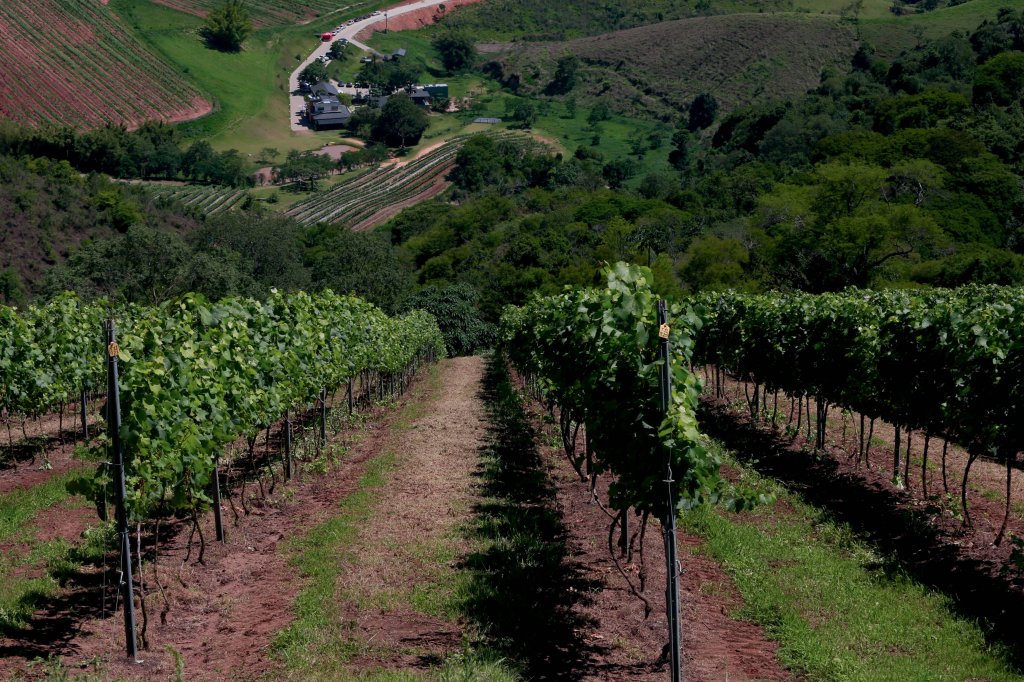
[
  {"left": 485, "top": 13, "right": 858, "bottom": 120},
  {"left": 0, "top": 0, "right": 210, "bottom": 129},
  {"left": 441, "top": 0, "right": 970, "bottom": 40},
  {"left": 862, "top": 0, "right": 1024, "bottom": 57},
  {"left": 0, "top": 156, "right": 201, "bottom": 302},
  {"left": 149, "top": 0, "right": 389, "bottom": 27}
]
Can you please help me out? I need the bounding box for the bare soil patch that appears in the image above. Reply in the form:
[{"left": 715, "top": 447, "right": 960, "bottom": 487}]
[
  {"left": 354, "top": 0, "right": 482, "bottom": 41},
  {"left": 515, "top": 381, "right": 792, "bottom": 681},
  {"left": 316, "top": 144, "right": 357, "bottom": 161}
]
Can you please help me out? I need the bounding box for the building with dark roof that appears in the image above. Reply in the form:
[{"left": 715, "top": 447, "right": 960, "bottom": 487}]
[
  {"left": 307, "top": 94, "right": 350, "bottom": 130},
  {"left": 422, "top": 83, "right": 449, "bottom": 99},
  {"left": 311, "top": 81, "right": 339, "bottom": 97},
  {"left": 409, "top": 87, "right": 431, "bottom": 106}
]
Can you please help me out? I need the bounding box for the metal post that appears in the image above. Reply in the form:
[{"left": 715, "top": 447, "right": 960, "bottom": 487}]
[
  {"left": 284, "top": 410, "right": 293, "bottom": 480},
  {"left": 212, "top": 453, "right": 225, "bottom": 543},
  {"left": 320, "top": 388, "right": 327, "bottom": 445},
  {"left": 105, "top": 320, "right": 139, "bottom": 661},
  {"left": 657, "top": 300, "right": 682, "bottom": 682},
  {"left": 80, "top": 388, "right": 88, "bottom": 439}
]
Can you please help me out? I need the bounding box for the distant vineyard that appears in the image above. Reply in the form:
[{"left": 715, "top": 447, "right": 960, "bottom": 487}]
[
  {"left": 286, "top": 132, "right": 530, "bottom": 229},
  {"left": 151, "top": 0, "right": 350, "bottom": 26},
  {"left": 0, "top": 0, "right": 208, "bottom": 129},
  {"left": 146, "top": 184, "right": 250, "bottom": 216}
]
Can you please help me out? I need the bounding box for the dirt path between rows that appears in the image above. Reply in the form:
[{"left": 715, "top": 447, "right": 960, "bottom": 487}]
[{"left": 338, "top": 355, "right": 487, "bottom": 672}]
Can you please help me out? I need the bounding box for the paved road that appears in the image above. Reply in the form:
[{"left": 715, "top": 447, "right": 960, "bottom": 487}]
[{"left": 288, "top": 0, "right": 451, "bottom": 132}]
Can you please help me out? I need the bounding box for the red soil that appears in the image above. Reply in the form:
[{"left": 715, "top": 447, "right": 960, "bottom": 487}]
[
  {"left": 0, "top": 0, "right": 211, "bottom": 129},
  {"left": 354, "top": 0, "right": 482, "bottom": 41}
]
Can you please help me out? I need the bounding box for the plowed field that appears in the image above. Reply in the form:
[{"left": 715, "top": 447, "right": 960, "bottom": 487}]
[{"left": 0, "top": 0, "right": 210, "bottom": 129}]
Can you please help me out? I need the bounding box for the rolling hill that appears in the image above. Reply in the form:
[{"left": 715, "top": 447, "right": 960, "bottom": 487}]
[
  {"left": 485, "top": 13, "right": 858, "bottom": 120},
  {"left": 0, "top": 0, "right": 210, "bottom": 129}
]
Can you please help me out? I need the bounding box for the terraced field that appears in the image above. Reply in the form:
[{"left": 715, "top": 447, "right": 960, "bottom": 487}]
[
  {"left": 0, "top": 0, "right": 209, "bottom": 128},
  {"left": 146, "top": 184, "right": 250, "bottom": 216},
  {"left": 151, "top": 0, "right": 379, "bottom": 27},
  {"left": 286, "top": 133, "right": 526, "bottom": 229}
]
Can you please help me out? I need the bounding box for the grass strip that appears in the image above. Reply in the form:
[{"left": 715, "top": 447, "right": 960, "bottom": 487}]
[
  {"left": 272, "top": 451, "right": 398, "bottom": 676},
  {"left": 0, "top": 470, "right": 86, "bottom": 542},
  {"left": 272, "top": 360, "right": 518, "bottom": 681},
  {"left": 682, "top": 439, "right": 1023, "bottom": 682},
  {"left": 0, "top": 523, "right": 112, "bottom": 634}
]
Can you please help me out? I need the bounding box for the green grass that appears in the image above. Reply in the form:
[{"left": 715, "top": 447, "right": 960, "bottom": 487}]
[
  {"left": 862, "top": 0, "right": 1013, "bottom": 57},
  {"left": 681, "top": 439, "right": 1024, "bottom": 682},
  {"left": 272, "top": 451, "right": 399, "bottom": 676},
  {"left": 1, "top": 522, "right": 112, "bottom": 634},
  {"left": 0, "top": 465, "right": 99, "bottom": 635},
  {"left": 463, "top": 92, "right": 673, "bottom": 187},
  {"left": 0, "top": 469, "right": 86, "bottom": 542},
  {"left": 110, "top": 0, "right": 356, "bottom": 156}
]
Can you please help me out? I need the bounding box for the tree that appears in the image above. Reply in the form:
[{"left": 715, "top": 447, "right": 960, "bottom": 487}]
[
  {"left": 194, "top": 213, "right": 310, "bottom": 293},
  {"left": 432, "top": 32, "right": 476, "bottom": 73},
  {"left": 373, "top": 94, "right": 428, "bottom": 148},
  {"left": 275, "top": 150, "right": 335, "bottom": 190},
  {"left": 449, "top": 135, "right": 502, "bottom": 193},
  {"left": 508, "top": 99, "right": 538, "bottom": 129},
  {"left": 546, "top": 54, "right": 580, "bottom": 95},
  {"left": 973, "top": 52, "right": 1024, "bottom": 106},
  {"left": 587, "top": 101, "right": 611, "bottom": 125},
  {"left": 564, "top": 97, "right": 577, "bottom": 119},
  {"left": 687, "top": 93, "right": 718, "bottom": 131},
  {"left": 400, "top": 284, "right": 493, "bottom": 355},
  {"left": 602, "top": 157, "right": 639, "bottom": 188},
  {"left": 328, "top": 40, "right": 347, "bottom": 60},
  {"left": 260, "top": 147, "right": 279, "bottom": 164},
  {"left": 299, "top": 61, "right": 329, "bottom": 86},
  {"left": 668, "top": 128, "right": 692, "bottom": 171},
  {"left": 304, "top": 226, "right": 413, "bottom": 311},
  {"left": 204, "top": 0, "right": 252, "bottom": 52}
]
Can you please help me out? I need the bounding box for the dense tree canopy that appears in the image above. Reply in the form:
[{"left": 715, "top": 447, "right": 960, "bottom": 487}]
[
  {"left": 373, "top": 94, "right": 429, "bottom": 147},
  {"left": 204, "top": 0, "right": 252, "bottom": 52},
  {"left": 432, "top": 32, "right": 477, "bottom": 72}
]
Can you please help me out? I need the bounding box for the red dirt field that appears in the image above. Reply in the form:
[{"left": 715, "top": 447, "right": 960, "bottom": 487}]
[
  {"left": 354, "top": 0, "right": 482, "bottom": 40},
  {"left": 0, "top": 0, "right": 211, "bottom": 129},
  {"left": 0, "top": 373, "right": 436, "bottom": 680},
  {"left": 0, "top": 358, "right": 794, "bottom": 682}
]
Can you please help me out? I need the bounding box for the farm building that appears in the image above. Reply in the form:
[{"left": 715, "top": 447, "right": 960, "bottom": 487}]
[
  {"left": 422, "top": 84, "right": 449, "bottom": 99},
  {"left": 409, "top": 88, "right": 431, "bottom": 106},
  {"left": 307, "top": 93, "right": 350, "bottom": 130},
  {"left": 311, "top": 81, "right": 339, "bottom": 97}
]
